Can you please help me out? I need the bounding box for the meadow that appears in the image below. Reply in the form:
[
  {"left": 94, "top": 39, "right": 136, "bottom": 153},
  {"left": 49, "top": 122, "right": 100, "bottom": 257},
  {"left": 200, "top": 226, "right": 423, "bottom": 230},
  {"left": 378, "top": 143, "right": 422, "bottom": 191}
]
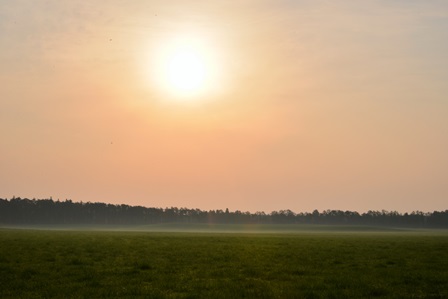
[{"left": 1, "top": 226, "right": 447, "bottom": 298}]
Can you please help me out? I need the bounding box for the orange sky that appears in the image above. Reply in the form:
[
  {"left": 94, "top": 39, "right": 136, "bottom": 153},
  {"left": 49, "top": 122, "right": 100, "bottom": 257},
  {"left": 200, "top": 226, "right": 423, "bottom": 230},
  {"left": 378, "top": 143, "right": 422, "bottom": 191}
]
[{"left": 1, "top": 1, "right": 448, "bottom": 212}]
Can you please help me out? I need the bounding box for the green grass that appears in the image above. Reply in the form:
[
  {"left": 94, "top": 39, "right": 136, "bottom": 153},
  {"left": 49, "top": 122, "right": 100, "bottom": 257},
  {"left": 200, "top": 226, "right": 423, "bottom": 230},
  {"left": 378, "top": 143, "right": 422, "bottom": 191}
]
[{"left": 1, "top": 227, "right": 447, "bottom": 298}]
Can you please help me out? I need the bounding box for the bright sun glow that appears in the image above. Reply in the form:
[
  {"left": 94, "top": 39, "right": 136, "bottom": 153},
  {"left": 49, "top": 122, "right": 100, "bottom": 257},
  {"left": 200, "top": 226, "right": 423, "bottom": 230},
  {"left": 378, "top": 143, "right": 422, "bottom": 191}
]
[
  {"left": 150, "top": 35, "right": 221, "bottom": 101},
  {"left": 167, "top": 48, "right": 206, "bottom": 93}
]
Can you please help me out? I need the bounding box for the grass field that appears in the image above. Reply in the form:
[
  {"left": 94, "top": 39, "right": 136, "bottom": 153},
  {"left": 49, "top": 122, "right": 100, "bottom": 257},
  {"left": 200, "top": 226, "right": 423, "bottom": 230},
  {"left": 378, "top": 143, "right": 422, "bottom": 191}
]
[{"left": 1, "top": 226, "right": 447, "bottom": 298}]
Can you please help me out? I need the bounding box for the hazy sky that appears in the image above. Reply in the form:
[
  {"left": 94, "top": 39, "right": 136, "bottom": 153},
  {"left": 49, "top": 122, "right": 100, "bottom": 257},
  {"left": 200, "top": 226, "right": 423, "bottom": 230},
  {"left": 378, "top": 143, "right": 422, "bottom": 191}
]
[{"left": 1, "top": 0, "right": 448, "bottom": 213}]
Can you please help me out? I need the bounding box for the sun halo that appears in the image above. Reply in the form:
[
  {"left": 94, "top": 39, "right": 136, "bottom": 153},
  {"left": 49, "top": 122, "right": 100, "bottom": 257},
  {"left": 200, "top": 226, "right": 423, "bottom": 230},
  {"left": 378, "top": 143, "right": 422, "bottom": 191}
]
[{"left": 150, "top": 36, "right": 219, "bottom": 101}]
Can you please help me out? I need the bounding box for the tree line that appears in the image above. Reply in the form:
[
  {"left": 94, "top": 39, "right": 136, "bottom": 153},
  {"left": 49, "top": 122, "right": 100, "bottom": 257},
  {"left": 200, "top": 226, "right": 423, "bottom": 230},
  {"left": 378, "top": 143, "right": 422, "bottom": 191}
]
[{"left": 1, "top": 197, "right": 447, "bottom": 228}]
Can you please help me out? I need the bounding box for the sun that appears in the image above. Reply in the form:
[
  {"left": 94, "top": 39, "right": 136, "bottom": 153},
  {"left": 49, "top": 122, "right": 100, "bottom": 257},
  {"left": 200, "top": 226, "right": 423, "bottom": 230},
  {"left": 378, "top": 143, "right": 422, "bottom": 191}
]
[
  {"left": 149, "top": 35, "right": 220, "bottom": 100},
  {"left": 166, "top": 46, "right": 206, "bottom": 94}
]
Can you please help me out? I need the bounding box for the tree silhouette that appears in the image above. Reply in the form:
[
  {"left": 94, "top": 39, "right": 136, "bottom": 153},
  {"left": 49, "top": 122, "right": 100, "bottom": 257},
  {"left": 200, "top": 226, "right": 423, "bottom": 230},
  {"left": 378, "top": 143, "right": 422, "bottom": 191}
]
[{"left": 0, "top": 197, "right": 447, "bottom": 228}]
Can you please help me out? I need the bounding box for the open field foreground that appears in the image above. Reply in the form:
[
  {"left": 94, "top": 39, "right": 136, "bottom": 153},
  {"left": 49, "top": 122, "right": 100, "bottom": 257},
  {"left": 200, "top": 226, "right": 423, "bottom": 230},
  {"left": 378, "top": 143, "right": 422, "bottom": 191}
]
[{"left": 1, "top": 227, "right": 447, "bottom": 298}]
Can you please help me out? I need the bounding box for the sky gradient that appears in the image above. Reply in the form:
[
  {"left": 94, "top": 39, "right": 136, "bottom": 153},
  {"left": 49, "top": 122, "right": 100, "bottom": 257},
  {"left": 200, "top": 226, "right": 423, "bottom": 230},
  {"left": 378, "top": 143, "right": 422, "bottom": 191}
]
[{"left": 1, "top": 0, "right": 448, "bottom": 213}]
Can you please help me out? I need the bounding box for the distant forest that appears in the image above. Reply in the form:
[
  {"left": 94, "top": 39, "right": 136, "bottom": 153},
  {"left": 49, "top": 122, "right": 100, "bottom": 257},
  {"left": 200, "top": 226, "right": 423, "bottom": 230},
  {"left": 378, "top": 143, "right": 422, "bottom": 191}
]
[{"left": 1, "top": 197, "right": 447, "bottom": 228}]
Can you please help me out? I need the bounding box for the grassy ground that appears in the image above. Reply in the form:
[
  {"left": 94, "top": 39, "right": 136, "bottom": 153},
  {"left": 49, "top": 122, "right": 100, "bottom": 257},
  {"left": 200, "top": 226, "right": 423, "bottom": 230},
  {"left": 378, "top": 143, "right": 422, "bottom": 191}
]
[{"left": 0, "top": 227, "right": 447, "bottom": 298}]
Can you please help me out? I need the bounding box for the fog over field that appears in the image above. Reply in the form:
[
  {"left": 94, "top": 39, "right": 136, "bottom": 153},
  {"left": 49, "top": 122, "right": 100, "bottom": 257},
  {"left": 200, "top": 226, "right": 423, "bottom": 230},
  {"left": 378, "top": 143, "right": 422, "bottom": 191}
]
[{"left": 2, "top": 197, "right": 448, "bottom": 230}]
